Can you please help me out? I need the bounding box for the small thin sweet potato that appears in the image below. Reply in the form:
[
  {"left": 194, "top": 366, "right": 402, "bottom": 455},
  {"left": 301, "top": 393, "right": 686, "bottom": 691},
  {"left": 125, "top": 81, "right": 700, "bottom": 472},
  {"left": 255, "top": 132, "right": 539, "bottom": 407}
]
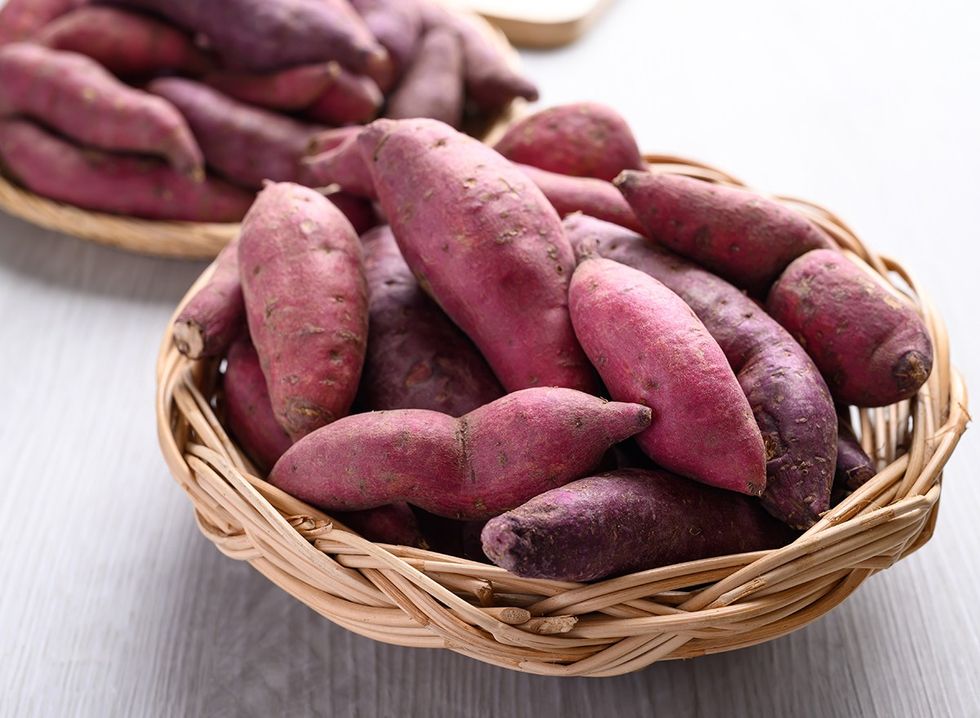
[
  {"left": 0, "top": 119, "right": 250, "bottom": 221},
  {"left": 349, "top": 0, "right": 422, "bottom": 87},
  {"left": 306, "top": 126, "right": 361, "bottom": 157},
  {"left": 386, "top": 27, "right": 464, "bottom": 129},
  {"left": 0, "top": 42, "right": 203, "bottom": 177},
  {"left": 359, "top": 225, "right": 503, "bottom": 415},
  {"left": 337, "top": 504, "right": 426, "bottom": 547},
  {"left": 615, "top": 171, "right": 835, "bottom": 295},
  {"left": 174, "top": 239, "right": 244, "bottom": 360},
  {"left": 496, "top": 103, "right": 646, "bottom": 181},
  {"left": 301, "top": 133, "right": 376, "bottom": 197},
  {"left": 569, "top": 255, "right": 767, "bottom": 495},
  {"left": 0, "top": 0, "right": 84, "bottom": 46},
  {"left": 305, "top": 67, "right": 383, "bottom": 126},
  {"left": 517, "top": 164, "right": 643, "bottom": 233},
  {"left": 204, "top": 63, "right": 339, "bottom": 111},
  {"left": 269, "top": 387, "right": 652, "bottom": 520},
  {"left": 835, "top": 421, "right": 875, "bottom": 491},
  {"left": 239, "top": 182, "right": 368, "bottom": 441},
  {"left": 482, "top": 469, "right": 797, "bottom": 581}
]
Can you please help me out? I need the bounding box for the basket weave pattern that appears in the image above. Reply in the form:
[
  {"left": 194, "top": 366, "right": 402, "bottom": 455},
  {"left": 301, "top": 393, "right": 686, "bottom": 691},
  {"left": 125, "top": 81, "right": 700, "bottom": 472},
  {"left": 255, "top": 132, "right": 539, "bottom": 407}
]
[{"left": 156, "top": 155, "right": 969, "bottom": 676}]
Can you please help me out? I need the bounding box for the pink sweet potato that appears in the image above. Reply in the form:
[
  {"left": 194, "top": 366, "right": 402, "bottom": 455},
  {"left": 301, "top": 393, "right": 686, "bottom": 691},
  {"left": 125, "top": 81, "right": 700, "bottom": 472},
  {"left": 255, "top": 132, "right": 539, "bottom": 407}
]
[
  {"left": 174, "top": 240, "right": 244, "bottom": 360},
  {"left": 98, "top": 0, "right": 388, "bottom": 76},
  {"left": 496, "top": 103, "right": 646, "bottom": 181},
  {"left": 326, "top": 191, "right": 378, "bottom": 236},
  {"left": 0, "top": 119, "right": 250, "bottom": 221},
  {"left": 482, "top": 469, "right": 797, "bottom": 581},
  {"left": 517, "top": 164, "right": 643, "bottom": 233},
  {"left": 569, "top": 255, "right": 767, "bottom": 495},
  {"left": 359, "top": 225, "right": 503, "bottom": 415},
  {"left": 306, "top": 126, "right": 362, "bottom": 157},
  {"left": 0, "top": 0, "right": 84, "bottom": 46},
  {"left": 301, "top": 133, "right": 376, "bottom": 197},
  {"left": 149, "top": 78, "right": 324, "bottom": 191},
  {"left": 337, "top": 503, "right": 426, "bottom": 547},
  {"left": 835, "top": 421, "right": 875, "bottom": 492},
  {"left": 0, "top": 43, "right": 203, "bottom": 176},
  {"left": 36, "top": 6, "right": 211, "bottom": 77},
  {"left": 359, "top": 118, "right": 596, "bottom": 393},
  {"left": 767, "top": 249, "right": 934, "bottom": 406},
  {"left": 615, "top": 172, "right": 835, "bottom": 295},
  {"left": 349, "top": 0, "right": 422, "bottom": 88},
  {"left": 238, "top": 182, "right": 368, "bottom": 441},
  {"left": 564, "top": 214, "right": 837, "bottom": 528},
  {"left": 305, "top": 67, "right": 383, "bottom": 126},
  {"left": 204, "top": 63, "right": 339, "bottom": 112},
  {"left": 386, "top": 27, "right": 464, "bottom": 129},
  {"left": 269, "top": 387, "right": 651, "bottom": 520}
]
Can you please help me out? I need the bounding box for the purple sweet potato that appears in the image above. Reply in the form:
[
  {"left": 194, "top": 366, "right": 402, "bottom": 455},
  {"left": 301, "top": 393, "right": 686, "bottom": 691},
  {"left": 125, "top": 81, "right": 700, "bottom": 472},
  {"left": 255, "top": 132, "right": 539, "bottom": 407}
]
[
  {"left": 615, "top": 172, "right": 835, "bottom": 296},
  {"left": 386, "top": 27, "right": 464, "bottom": 129},
  {"left": 36, "top": 6, "right": 211, "bottom": 77},
  {"left": 835, "top": 421, "right": 875, "bottom": 491},
  {"left": 337, "top": 503, "right": 426, "bottom": 547},
  {"left": 269, "top": 387, "right": 652, "bottom": 520},
  {"left": 482, "top": 469, "right": 797, "bottom": 581},
  {"left": 204, "top": 63, "right": 339, "bottom": 111},
  {"left": 496, "top": 103, "right": 646, "bottom": 181},
  {"left": 0, "top": 119, "right": 250, "bottom": 220},
  {"left": 359, "top": 118, "right": 596, "bottom": 393},
  {"left": 0, "top": 42, "right": 203, "bottom": 176},
  {"left": 149, "top": 77, "right": 324, "bottom": 191},
  {"left": 349, "top": 0, "right": 422, "bottom": 87},
  {"left": 305, "top": 67, "right": 383, "bottom": 126},
  {"left": 327, "top": 191, "right": 378, "bottom": 236},
  {"left": 97, "top": 0, "right": 388, "bottom": 76},
  {"left": 767, "top": 249, "right": 933, "bottom": 406},
  {"left": 301, "top": 133, "right": 376, "bottom": 197},
  {"left": 0, "top": 0, "right": 84, "bottom": 46},
  {"left": 173, "top": 239, "right": 244, "bottom": 360},
  {"left": 238, "top": 182, "right": 368, "bottom": 441},
  {"left": 517, "top": 164, "right": 643, "bottom": 233},
  {"left": 359, "top": 225, "right": 503, "bottom": 415},
  {"left": 564, "top": 214, "right": 837, "bottom": 528},
  {"left": 306, "top": 126, "right": 362, "bottom": 157},
  {"left": 569, "top": 255, "right": 767, "bottom": 495}
]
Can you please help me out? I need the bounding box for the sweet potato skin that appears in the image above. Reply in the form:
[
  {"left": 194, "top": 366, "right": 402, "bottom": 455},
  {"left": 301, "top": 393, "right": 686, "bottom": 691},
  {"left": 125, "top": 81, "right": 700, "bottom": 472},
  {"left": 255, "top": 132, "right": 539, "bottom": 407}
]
[
  {"left": 349, "top": 0, "right": 422, "bottom": 87},
  {"left": 359, "top": 118, "right": 596, "bottom": 394},
  {"left": 270, "top": 387, "right": 651, "bottom": 519},
  {"left": 569, "top": 256, "right": 767, "bottom": 495},
  {"left": 386, "top": 27, "right": 464, "bottom": 129},
  {"left": 149, "top": 78, "right": 324, "bottom": 191},
  {"left": 482, "top": 469, "right": 797, "bottom": 581},
  {"left": 238, "top": 182, "right": 368, "bottom": 441},
  {"left": 767, "top": 249, "right": 934, "bottom": 406},
  {"left": 0, "top": 0, "right": 84, "bottom": 46},
  {"left": 359, "top": 225, "right": 503, "bottom": 415},
  {"left": 0, "top": 42, "right": 203, "bottom": 176},
  {"left": 496, "top": 103, "right": 646, "bottom": 181},
  {"left": 337, "top": 503, "right": 427, "bottom": 547},
  {"left": 305, "top": 68, "right": 382, "bottom": 126},
  {"left": 326, "top": 191, "right": 378, "bottom": 236},
  {"left": 0, "top": 119, "right": 250, "bottom": 221},
  {"left": 835, "top": 421, "right": 875, "bottom": 491},
  {"left": 301, "top": 133, "right": 376, "bottom": 197},
  {"left": 306, "top": 126, "right": 361, "bottom": 157},
  {"left": 518, "top": 164, "right": 643, "bottom": 233},
  {"left": 204, "top": 63, "right": 338, "bottom": 111},
  {"left": 564, "top": 214, "right": 837, "bottom": 529},
  {"left": 174, "top": 239, "right": 244, "bottom": 360},
  {"left": 615, "top": 172, "right": 835, "bottom": 295}
]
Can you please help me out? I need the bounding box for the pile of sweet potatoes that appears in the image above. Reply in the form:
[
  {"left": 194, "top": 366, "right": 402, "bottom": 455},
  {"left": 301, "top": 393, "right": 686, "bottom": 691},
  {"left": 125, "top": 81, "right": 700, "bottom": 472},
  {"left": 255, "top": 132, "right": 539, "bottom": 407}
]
[
  {"left": 170, "top": 106, "right": 932, "bottom": 583},
  {"left": 0, "top": 0, "right": 536, "bottom": 222}
]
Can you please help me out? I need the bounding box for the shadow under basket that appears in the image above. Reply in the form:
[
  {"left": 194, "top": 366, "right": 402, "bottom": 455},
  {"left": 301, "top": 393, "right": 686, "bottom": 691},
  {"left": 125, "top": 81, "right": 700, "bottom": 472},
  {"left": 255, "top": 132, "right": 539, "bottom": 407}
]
[{"left": 155, "top": 154, "right": 969, "bottom": 677}]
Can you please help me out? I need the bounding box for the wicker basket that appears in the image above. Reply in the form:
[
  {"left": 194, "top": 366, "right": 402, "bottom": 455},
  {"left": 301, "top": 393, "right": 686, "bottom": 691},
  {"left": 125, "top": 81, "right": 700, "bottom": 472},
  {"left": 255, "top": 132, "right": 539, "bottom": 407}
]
[
  {"left": 156, "top": 154, "right": 969, "bottom": 676},
  {"left": 0, "top": 9, "right": 521, "bottom": 260}
]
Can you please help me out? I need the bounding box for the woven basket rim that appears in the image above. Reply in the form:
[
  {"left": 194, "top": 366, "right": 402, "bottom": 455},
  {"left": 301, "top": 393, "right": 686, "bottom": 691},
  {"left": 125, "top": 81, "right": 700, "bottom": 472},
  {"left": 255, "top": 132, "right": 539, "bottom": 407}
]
[{"left": 155, "top": 153, "right": 970, "bottom": 677}]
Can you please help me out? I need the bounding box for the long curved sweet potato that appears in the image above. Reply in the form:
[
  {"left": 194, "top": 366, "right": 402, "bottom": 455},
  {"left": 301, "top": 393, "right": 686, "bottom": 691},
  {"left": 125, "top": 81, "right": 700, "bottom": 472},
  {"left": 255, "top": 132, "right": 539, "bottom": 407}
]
[
  {"left": 174, "top": 239, "right": 244, "bottom": 360},
  {"left": 204, "top": 63, "right": 339, "bottom": 111},
  {"left": 386, "top": 27, "right": 464, "bottom": 128},
  {"left": 518, "top": 164, "right": 643, "bottom": 233}
]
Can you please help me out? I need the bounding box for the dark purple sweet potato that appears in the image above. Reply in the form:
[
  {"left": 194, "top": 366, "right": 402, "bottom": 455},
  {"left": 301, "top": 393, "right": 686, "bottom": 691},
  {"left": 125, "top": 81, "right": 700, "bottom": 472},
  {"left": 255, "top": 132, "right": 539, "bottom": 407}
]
[
  {"left": 496, "top": 103, "right": 646, "bottom": 181},
  {"left": 0, "top": 0, "right": 85, "bottom": 46},
  {"left": 835, "top": 421, "right": 876, "bottom": 491},
  {"left": 0, "top": 119, "right": 250, "bottom": 221},
  {"left": 615, "top": 171, "right": 835, "bottom": 295},
  {"left": 305, "top": 68, "right": 382, "bottom": 126},
  {"left": 173, "top": 239, "right": 244, "bottom": 360},
  {"left": 767, "top": 249, "right": 934, "bottom": 406},
  {"left": 359, "top": 225, "right": 503, "bottom": 415},
  {"left": 349, "top": 0, "right": 422, "bottom": 87},
  {"left": 518, "top": 164, "right": 643, "bottom": 233},
  {"left": 327, "top": 191, "right": 378, "bottom": 236},
  {"left": 482, "top": 469, "right": 798, "bottom": 582},
  {"left": 149, "top": 77, "right": 324, "bottom": 191},
  {"left": 564, "top": 214, "right": 838, "bottom": 529},
  {"left": 204, "top": 63, "right": 339, "bottom": 111},
  {"left": 386, "top": 27, "right": 464, "bottom": 128},
  {"left": 301, "top": 133, "right": 376, "bottom": 197},
  {"left": 337, "top": 503, "right": 426, "bottom": 547}
]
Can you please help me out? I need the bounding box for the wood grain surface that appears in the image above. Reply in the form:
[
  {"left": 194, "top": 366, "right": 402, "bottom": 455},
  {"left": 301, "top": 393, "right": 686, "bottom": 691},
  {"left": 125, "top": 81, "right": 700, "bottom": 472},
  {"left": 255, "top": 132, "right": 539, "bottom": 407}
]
[{"left": 1, "top": 0, "right": 978, "bottom": 715}]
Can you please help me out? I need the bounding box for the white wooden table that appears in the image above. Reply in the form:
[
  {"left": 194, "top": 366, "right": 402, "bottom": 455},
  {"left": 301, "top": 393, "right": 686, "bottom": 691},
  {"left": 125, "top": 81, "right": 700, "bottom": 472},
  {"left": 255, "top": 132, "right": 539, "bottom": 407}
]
[{"left": 1, "top": 1, "right": 978, "bottom": 715}]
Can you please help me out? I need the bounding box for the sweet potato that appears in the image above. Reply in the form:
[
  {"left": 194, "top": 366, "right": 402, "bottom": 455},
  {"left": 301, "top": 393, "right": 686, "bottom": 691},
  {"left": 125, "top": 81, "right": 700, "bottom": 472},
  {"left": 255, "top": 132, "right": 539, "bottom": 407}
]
[
  {"left": 0, "top": 119, "right": 250, "bottom": 221},
  {"left": 835, "top": 421, "right": 875, "bottom": 491},
  {"left": 301, "top": 133, "right": 376, "bottom": 197},
  {"left": 349, "top": 0, "right": 422, "bottom": 88},
  {"left": 270, "top": 387, "right": 652, "bottom": 520},
  {"left": 204, "top": 63, "right": 339, "bottom": 111},
  {"left": 615, "top": 172, "right": 835, "bottom": 295},
  {"left": 97, "top": 0, "right": 388, "bottom": 76},
  {"left": 359, "top": 225, "right": 503, "bottom": 415},
  {"left": 36, "top": 6, "right": 211, "bottom": 77},
  {"left": 149, "top": 78, "right": 324, "bottom": 191},
  {"left": 767, "top": 249, "right": 934, "bottom": 406},
  {"left": 0, "top": 0, "right": 84, "bottom": 46},
  {"left": 0, "top": 43, "right": 203, "bottom": 177},
  {"left": 306, "top": 126, "right": 361, "bottom": 157},
  {"left": 496, "top": 103, "right": 646, "bottom": 181},
  {"left": 305, "top": 67, "right": 383, "bottom": 126},
  {"left": 517, "top": 164, "right": 643, "bottom": 233},
  {"left": 239, "top": 182, "right": 368, "bottom": 441},
  {"left": 174, "top": 239, "right": 244, "bottom": 360},
  {"left": 418, "top": 0, "right": 537, "bottom": 110},
  {"left": 482, "top": 469, "right": 797, "bottom": 581},
  {"left": 569, "top": 255, "right": 767, "bottom": 495},
  {"left": 386, "top": 27, "right": 464, "bottom": 129},
  {"left": 564, "top": 214, "right": 837, "bottom": 528},
  {"left": 326, "top": 191, "right": 378, "bottom": 236},
  {"left": 337, "top": 504, "right": 426, "bottom": 547},
  {"left": 359, "top": 118, "right": 596, "bottom": 393}
]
